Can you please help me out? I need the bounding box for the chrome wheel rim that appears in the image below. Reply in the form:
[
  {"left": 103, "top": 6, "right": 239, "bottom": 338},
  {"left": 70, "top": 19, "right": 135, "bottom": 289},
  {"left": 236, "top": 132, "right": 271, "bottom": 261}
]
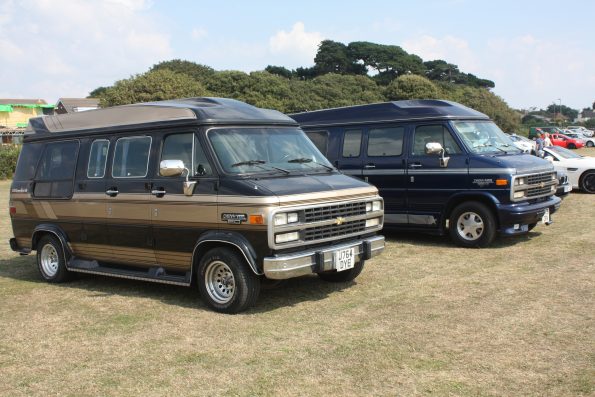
[
  {"left": 204, "top": 261, "right": 235, "bottom": 304},
  {"left": 456, "top": 211, "right": 484, "bottom": 241},
  {"left": 40, "top": 244, "right": 59, "bottom": 277}
]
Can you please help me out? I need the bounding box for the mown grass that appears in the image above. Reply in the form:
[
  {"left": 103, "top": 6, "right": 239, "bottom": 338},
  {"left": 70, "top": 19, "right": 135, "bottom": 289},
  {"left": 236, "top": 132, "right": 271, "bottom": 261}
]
[{"left": 0, "top": 170, "right": 594, "bottom": 396}]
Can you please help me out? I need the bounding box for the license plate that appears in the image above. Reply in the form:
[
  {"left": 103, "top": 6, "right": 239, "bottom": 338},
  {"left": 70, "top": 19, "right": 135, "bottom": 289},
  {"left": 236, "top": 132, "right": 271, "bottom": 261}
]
[
  {"left": 541, "top": 208, "right": 550, "bottom": 224},
  {"left": 334, "top": 247, "right": 355, "bottom": 272},
  {"left": 564, "top": 185, "right": 571, "bottom": 192}
]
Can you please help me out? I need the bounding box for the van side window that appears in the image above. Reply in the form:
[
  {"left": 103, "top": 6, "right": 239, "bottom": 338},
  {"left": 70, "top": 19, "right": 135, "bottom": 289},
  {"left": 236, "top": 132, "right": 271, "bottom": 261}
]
[
  {"left": 112, "top": 136, "right": 151, "bottom": 178},
  {"left": 34, "top": 141, "right": 79, "bottom": 198},
  {"left": 305, "top": 131, "right": 329, "bottom": 156},
  {"left": 342, "top": 129, "right": 362, "bottom": 158},
  {"left": 14, "top": 143, "right": 43, "bottom": 181},
  {"left": 413, "top": 125, "right": 462, "bottom": 155},
  {"left": 87, "top": 139, "right": 109, "bottom": 178},
  {"left": 367, "top": 127, "right": 404, "bottom": 157},
  {"left": 160, "top": 133, "right": 213, "bottom": 176}
]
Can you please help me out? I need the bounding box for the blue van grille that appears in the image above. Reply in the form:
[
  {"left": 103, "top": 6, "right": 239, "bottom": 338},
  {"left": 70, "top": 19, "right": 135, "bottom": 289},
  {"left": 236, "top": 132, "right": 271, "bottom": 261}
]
[
  {"left": 304, "top": 220, "right": 366, "bottom": 241},
  {"left": 527, "top": 172, "right": 554, "bottom": 185},
  {"left": 304, "top": 202, "right": 367, "bottom": 223},
  {"left": 527, "top": 185, "right": 554, "bottom": 197}
]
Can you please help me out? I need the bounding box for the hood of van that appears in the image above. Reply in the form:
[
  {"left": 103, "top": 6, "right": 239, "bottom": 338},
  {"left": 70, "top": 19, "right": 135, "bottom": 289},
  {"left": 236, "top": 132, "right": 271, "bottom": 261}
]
[
  {"left": 471, "top": 154, "right": 554, "bottom": 175},
  {"left": 250, "top": 172, "right": 374, "bottom": 197}
]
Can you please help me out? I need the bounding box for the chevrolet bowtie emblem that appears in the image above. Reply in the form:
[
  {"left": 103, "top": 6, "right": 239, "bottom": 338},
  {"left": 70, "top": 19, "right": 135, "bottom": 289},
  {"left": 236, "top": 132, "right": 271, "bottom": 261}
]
[
  {"left": 540, "top": 182, "right": 545, "bottom": 188},
  {"left": 335, "top": 217, "right": 345, "bottom": 225}
]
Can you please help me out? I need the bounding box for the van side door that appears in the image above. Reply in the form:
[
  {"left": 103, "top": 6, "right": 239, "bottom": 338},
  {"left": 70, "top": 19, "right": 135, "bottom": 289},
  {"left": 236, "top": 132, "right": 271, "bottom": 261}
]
[
  {"left": 105, "top": 134, "right": 156, "bottom": 266},
  {"left": 406, "top": 123, "right": 468, "bottom": 229},
  {"left": 361, "top": 125, "right": 408, "bottom": 224},
  {"left": 150, "top": 131, "right": 219, "bottom": 272},
  {"left": 333, "top": 128, "right": 364, "bottom": 178}
]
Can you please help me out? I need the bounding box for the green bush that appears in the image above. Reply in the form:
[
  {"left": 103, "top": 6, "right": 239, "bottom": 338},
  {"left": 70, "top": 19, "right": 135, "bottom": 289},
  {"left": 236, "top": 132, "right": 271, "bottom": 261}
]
[{"left": 0, "top": 145, "right": 21, "bottom": 179}]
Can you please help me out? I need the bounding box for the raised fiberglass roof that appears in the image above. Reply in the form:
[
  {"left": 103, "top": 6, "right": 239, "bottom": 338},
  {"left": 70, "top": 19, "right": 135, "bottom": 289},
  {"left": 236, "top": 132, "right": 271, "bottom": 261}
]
[
  {"left": 26, "top": 97, "right": 297, "bottom": 136},
  {"left": 290, "top": 99, "right": 489, "bottom": 128}
]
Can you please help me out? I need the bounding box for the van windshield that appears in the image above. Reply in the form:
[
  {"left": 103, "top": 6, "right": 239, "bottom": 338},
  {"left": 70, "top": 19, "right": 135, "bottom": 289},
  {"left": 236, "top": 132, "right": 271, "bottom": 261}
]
[
  {"left": 208, "top": 127, "right": 334, "bottom": 175},
  {"left": 452, "top": 121, "right": 521, "bottom": 154}
]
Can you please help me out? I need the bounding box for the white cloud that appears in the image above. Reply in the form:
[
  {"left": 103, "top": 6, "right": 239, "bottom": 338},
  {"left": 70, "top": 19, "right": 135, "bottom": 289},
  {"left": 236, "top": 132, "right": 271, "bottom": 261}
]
[
  {"left": 269, "top": 22, "right": 323, "bottom": 66},
  {"left": 0, "top": 0, "right": 171, "bottom": 101},
  {"left": 191, "top": 27, "right": 207, "bottom": 40},
  {"left": 402, "top": 34, "right": 479, "bottom": 71}
]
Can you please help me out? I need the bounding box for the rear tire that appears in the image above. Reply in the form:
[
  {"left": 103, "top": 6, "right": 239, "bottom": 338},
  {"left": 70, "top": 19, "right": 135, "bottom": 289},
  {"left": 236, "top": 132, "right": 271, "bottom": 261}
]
[
  {"left": 36, "top": 235, "right": 71, "bottom": 283},
  {"left": 318, "top": 260, "right": 365, "bottom": 282},
  {"left": 587, "top": 141, "right": 594, "bottom": 147},
  {"left": 197, "top": 247, "right": 260, "bottom": 314},
  {"left": 580, "top": 171, "right": 595, "bottom": 194},
  {"left": 449, "top": 202, "right": 496, "bottom": 248}
]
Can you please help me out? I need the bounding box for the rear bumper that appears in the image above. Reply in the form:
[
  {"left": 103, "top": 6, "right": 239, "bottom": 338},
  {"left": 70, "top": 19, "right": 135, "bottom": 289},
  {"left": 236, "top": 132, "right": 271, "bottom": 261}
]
[
  {"left": 496, "top": 196, "right": 561, "bottom": 235},
  {"left": 9, "top": 238, "right": 31, "bottom": 255},
  {"left": 263, "top": 235, "right": 385, "bottom": 280}
]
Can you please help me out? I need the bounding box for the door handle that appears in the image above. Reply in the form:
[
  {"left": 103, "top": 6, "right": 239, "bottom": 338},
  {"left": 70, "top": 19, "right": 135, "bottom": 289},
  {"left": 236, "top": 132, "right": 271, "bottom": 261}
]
[
  {"left": 409, "top": 163, "right": 422, "bottom": 168},
  {"left": 151, "top": 189, "right": 166, "bottom": 197},
  {"left": 364, "top": 164, "right": 376, "bottom": 169},
  {"left": 105, "top": 188, "right": 119, "bottom": 197}
]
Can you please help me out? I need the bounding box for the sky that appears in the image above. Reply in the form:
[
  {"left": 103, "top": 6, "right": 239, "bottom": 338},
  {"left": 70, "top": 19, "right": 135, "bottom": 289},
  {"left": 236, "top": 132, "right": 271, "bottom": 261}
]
[{"left": 1, "top": 0, "right": 594, "bottom": 111}]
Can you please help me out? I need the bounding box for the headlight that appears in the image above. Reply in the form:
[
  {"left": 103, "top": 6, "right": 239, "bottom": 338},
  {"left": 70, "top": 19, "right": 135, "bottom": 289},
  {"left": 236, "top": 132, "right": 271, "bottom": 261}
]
[
  {"left": 275, "top": 232, "right": 299, "bottom": 244},
  {"left": 513, "top": 191, "right": 526, "bottom": 199},
  {"left": 366, "top": 200, "right": 382, "bottom": 212},
  {"left": 365, "top": 218, "right": 381, "bottom": 228},
  {"left": 514, "top": 177, "right": 526, "bottom": 186},
  {"left": 274, "top": 212, "right": 299, "bottom": 226}
]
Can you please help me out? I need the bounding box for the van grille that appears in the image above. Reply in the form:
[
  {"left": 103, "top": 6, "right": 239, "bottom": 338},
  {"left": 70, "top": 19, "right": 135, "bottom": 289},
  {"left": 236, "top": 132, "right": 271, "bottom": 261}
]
[
  {"left": 304, "top": 220, "right": 366, "bottom": 241},
  {"left": 527, "top": 186, "right": 554, "bottom": 197},
  {"left": 304, "top": 202, "right": 367, "bottom": 223},
  {"left": 527, "top": 172, "right": 555, "bottom": 185}
]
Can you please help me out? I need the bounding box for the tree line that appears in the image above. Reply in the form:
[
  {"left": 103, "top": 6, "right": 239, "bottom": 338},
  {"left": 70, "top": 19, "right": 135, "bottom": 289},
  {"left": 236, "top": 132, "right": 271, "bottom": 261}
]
[{"left": 90, "top": 40, "right": 521, "bottom": 132}]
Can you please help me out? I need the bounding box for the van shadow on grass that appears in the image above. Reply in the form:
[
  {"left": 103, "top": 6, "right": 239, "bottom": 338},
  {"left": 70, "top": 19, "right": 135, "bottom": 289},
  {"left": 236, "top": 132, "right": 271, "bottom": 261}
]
[
  {"left": 0, "top": 255, "right": 351, "bottom": 314},
  {"left": 382, "top": 228, "right": 542, "bottom": 249}
]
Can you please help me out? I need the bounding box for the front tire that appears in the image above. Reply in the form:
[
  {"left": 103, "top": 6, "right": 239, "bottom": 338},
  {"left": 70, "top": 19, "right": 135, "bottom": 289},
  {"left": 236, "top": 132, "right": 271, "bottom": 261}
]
[
  {"left": 586, "top": 141, "right": 594, "bottom": 148},
  {"left": 197, "top": 247, "right": 260, "bottom": 314},
  {"left": 318, "top": 260, "right": 365, "bottom": 282},
  {"left": 449, "top": 202, "right": 496, "bottom": 248},
  {"left": 568, "top": 143, "right": 577, "bottom": 149},
  {"left": 36, "top": 234, "right": 71, "bottom": 283},
  {"left": 580, "top": 171, "right": 595, "bottom": 194}
]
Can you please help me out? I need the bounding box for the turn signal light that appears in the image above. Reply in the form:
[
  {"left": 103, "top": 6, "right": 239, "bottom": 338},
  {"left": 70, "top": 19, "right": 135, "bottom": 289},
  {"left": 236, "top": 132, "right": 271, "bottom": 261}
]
[
  {"left": 496, "top": 179, "right": 508, "bottom": 186},
  {"left": 9, "top": 206, "right": 16, "bottom": 216},
  {"left": 249, "top": 214, "right": 264, "bottom": 225}
]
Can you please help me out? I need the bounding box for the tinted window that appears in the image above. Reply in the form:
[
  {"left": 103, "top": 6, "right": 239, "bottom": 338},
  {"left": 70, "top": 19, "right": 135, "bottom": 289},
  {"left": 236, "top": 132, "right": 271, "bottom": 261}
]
[
  {"left": 413, "top": 125, "right": 462, "bottom": 155},
  {"left": 342, "top": 129, "right": 362, "bottom": 158},
  {"left": 305, "top": 131, "right": 329, "bottom": 156},
  {"left": 87, "top": 139, "right": 109, "bottom": 178},
  {"left": 36, "top": 141, "right": 79, "bottom": 180},
  {"left": 160, "top": 133, "right": 213, "bottom": 176},
  {"left": 14, "top": 143, "right": 43, "bottom": 180},
  {"left": 367, "top": 127, "right": 404, "bottom": 157},
  {"left": 112, "top": 136, "right": 151, "bottom": 178}
]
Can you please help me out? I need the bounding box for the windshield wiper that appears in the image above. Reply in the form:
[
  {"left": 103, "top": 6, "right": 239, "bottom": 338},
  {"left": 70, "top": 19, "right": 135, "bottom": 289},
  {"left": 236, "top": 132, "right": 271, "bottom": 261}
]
[
  {"left": 231, "top": 159, "right": 266, "bottom": 167},
  {"left": 287, "top": 157, "right": 335, "bottom": 172}
]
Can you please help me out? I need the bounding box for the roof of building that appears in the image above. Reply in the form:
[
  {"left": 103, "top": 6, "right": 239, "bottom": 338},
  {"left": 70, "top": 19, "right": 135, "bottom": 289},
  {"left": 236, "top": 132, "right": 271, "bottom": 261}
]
[
  {"left": 56, "top": 98, "right": 100, "bottom": 112},
  {"left": 290, "top": 99, "right": 489, "bottom": 128},
  {"left": 0, "top": 99, "right": 48, "bottom": 105},
  {"left": 26, "top": 97, "right": 297, "bottom": 138}
]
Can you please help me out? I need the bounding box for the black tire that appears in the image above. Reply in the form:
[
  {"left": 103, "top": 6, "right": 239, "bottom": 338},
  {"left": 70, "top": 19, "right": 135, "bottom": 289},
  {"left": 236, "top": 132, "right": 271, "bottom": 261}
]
[
  {"left": 568, "top": 143, "right": 576, "bottom": 149},
  {"left": 318, "top": 260, "right": 365, "bottom": 282},
  {"left": 527, "top": 222, "right": 538, "bottom": 232},
  {"left": 586, "top": 141, "right": 594, "bottom": 148},
  {"left": 580, "top": 171, "right": 595, "bottom": 194},
  {"left": 449, "top": 202, "right": 496, "bottom": 248},
  {"left": 36, "top": 234, "right": 71, "bottom": 283},
  {"left": 197, "top": 247, "right": 260, "bottom": 314}
]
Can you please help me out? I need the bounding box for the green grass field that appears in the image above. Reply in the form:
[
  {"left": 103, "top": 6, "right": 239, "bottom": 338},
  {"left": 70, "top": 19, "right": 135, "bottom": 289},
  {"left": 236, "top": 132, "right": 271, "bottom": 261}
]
[{"left": 0, "top": 169, "right": 594, "bottom": 396}]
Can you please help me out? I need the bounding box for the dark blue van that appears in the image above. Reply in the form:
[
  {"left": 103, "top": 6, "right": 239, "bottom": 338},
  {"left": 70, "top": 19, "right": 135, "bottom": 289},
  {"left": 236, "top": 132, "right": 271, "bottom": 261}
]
[{"left": 291, "top": 100, "right": 562, "bottom": 247}]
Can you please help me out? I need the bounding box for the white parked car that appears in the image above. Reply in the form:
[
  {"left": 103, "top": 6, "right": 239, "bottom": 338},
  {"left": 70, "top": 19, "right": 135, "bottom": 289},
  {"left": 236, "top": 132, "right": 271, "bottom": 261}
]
[
  {"left": 567, "top": 126, "right": 594, "bottom": 137},
  {"left": 543, "top": 146, "right": 595, "bottom": 193},
  {"left": 563, "top": 131, "right": 595, "bottom": 147},
  {"left": 507, "top": 134, "right": 535, "bottom": 153}
]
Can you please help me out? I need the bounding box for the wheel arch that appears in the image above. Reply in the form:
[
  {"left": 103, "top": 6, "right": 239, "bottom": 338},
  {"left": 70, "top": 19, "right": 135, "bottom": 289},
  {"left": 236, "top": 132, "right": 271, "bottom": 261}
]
[
  {"left": 191, "top": 231, "right": 262, "bottom": 278},
  {"left": 31, "top": 224, "right": 72, "bottom": 258},
  {"left": 579, "top": 169, "right": 595, "bottom": 193},
  {"left": 444, "top": 192, "right": 500, "bottom": 229}
]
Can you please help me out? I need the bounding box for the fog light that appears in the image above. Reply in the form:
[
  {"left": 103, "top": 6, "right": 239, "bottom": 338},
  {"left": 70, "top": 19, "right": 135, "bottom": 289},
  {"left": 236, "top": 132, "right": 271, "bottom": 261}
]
[
  {"left": 514, "top": 224, "right": 520, "bottom": 230},
  {"left": 275, "top": 232, "right": 299, "bottom": 244},
  {"left": 365, "top": 218, "right": 380, "bottom": 228}
]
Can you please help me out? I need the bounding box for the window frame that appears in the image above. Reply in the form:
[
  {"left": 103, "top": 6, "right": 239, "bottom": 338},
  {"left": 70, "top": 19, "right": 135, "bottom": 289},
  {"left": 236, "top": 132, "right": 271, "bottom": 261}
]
[
  {"left": 341, "top": 128, "right": 363, "bottom": 158},
  {"left": 111, "top": 135, "right": 152, "bottom": 179},
  {"left": 366, "top": 126, "right": 405, "bottom": 158},
  {"left": 411, "top": 124, "right": 463, "bottom": 156},
  {"left": 87, "top": 139, "right": 110, "bottom": 179},
  {"left": 32, "top": 139, "right": 80, "bottom": 200}
]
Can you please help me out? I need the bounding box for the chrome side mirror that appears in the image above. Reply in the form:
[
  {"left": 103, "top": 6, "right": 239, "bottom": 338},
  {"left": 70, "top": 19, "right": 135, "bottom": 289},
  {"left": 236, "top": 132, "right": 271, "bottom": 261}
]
[
  {"left": 425, "top": 142, "right": 450, "bottom": 168},
  {"left": 160, "top": 160, "right": 196, "bottom": 196}
]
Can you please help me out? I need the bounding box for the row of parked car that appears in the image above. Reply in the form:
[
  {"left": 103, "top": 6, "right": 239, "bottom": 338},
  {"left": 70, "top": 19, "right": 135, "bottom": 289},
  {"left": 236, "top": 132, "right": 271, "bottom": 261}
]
[{"left": 8, "top": 98, "right": 593, "bottom": 312}]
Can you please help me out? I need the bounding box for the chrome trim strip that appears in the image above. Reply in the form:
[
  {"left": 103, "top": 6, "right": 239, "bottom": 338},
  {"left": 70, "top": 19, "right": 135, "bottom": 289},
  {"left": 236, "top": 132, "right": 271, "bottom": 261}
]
[{"left": 67, "top": 267, "right": 190, "bottom": 286}]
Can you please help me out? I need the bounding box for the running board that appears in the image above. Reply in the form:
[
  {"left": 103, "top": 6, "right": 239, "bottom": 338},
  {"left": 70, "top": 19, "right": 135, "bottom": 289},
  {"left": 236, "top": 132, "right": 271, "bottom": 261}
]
[{"left": 67, "top": 257, "right": 192, "bottom": 286}]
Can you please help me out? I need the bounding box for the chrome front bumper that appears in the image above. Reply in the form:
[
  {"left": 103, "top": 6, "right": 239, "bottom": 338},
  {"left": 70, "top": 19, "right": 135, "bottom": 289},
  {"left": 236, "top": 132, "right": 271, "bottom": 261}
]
[{"left": 263, "top": 235, "right": 385, "bottom": 280}]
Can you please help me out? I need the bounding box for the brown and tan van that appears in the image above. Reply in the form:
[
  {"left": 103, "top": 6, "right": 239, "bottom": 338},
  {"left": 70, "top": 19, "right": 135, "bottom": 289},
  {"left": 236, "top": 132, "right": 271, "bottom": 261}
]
[{"left": 9, "top": 98, "right": 385, "bottom": 313}]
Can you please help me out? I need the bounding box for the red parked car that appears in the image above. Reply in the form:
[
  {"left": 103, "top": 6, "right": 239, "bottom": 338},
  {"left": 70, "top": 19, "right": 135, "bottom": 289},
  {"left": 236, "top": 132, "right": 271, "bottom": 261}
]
[{"left": 549, "top": 133, "right": 585, "bottom": 149}]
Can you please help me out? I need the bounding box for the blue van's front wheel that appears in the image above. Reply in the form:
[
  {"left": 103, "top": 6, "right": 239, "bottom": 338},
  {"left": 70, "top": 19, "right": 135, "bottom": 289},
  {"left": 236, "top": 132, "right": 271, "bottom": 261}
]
[{"left": 449, "top": 202, "right": 496, "bottom": 248}]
